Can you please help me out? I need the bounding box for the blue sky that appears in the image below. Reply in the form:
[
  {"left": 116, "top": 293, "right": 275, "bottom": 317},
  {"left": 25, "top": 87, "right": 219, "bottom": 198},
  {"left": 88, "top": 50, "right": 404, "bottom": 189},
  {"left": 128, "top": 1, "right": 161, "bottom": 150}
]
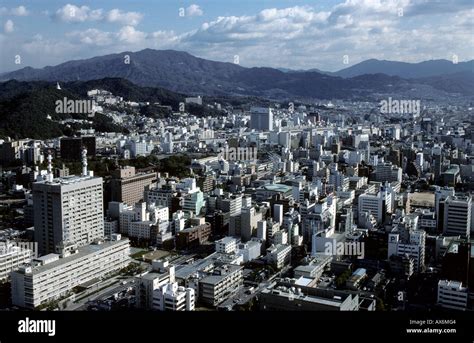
[{"left": 0, "top": 0, "right": 472, "bottom": 73}]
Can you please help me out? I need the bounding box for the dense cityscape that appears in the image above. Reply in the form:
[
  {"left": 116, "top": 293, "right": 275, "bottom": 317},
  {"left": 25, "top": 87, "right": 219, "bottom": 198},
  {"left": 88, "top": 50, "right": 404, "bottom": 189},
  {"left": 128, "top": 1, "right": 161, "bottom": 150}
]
[{"left": 1, "top": 86, "right": 473, "bottom": 313}]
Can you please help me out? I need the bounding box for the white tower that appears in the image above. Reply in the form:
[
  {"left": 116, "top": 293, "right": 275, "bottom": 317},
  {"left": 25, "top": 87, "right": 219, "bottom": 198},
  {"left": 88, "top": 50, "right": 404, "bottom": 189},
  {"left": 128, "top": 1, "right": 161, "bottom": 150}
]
[
  {"left": 46, "top": 151, "right": 53, "bottom": 182},
  {"left": 82, "top": 148, "right": 88, "bottom": 176}
]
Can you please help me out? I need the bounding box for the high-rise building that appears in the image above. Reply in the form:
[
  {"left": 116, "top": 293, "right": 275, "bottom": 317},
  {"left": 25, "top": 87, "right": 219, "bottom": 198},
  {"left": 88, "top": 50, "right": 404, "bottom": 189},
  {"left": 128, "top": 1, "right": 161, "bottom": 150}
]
[
  {"left": 273, "top": 204, "right": 284, "bottom": 225},
  {"left": 250, "top": 107, "right": 273, "bottom": 131},
  {"left": 442, "top": 196, "right": 472, "bottom": 238},
  {"left": 33, "top": 174, "right": 104, "bottom": 255},
  {"left": 435, "top": 187, "right": 455, "bottom": 232},
  {"left": 415, "top": 152, "right": 424, "bottom": 172},
  {"left": 241, "top": 206, "right": 263, "bottom": 241}
]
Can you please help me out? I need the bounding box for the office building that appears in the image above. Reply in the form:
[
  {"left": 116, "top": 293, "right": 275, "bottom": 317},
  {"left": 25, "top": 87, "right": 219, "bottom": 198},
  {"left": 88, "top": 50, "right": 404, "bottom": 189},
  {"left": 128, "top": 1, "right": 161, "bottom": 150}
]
[
  {"left": 442, "top": 196, "right": 471, "bottom": 238},
  {"left": 33, "top": 175, "right": 104, "bottom": 255},
  {"left": 110, "top": 166, "right": 157, "bottom": 206},
  {"left": 250, "top": 107, "right": 273, "bottom": 131}
]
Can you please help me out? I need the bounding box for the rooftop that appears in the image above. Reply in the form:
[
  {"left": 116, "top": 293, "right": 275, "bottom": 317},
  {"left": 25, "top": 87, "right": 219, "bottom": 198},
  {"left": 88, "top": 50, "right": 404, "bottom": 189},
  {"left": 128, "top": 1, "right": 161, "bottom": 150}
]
[{"left": 17, "top": 239, "right": 129, "bottom": 275}]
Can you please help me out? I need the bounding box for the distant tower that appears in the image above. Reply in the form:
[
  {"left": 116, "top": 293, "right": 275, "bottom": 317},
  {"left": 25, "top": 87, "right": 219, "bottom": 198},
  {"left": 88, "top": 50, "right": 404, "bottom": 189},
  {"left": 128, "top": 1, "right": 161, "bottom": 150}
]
[
  {"left": 56, "top": 82, "right": 61, "bottom": 90},
  {"left": 46, "top": 150, "right": 53, "bottom": 182},
  {"left": 82, "top": 147, "right": 88, "bottom": 176}
]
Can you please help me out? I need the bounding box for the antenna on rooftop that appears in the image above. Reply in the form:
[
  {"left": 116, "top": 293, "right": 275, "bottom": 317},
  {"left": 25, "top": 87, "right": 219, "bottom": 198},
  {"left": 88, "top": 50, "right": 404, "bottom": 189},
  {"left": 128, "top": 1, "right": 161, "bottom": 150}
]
[
  {"left": 82, "top": 147, "right": 88, "bottom": 176},
  {"left": 46, "top": 150, "right": 53, "bottom": 182}
]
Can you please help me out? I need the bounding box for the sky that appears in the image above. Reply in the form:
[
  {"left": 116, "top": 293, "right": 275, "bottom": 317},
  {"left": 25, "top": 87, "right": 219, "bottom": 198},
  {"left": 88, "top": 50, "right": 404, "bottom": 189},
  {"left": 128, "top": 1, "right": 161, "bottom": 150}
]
[{"left": 0, "top": 0, "right": 473, "bottom": 73}]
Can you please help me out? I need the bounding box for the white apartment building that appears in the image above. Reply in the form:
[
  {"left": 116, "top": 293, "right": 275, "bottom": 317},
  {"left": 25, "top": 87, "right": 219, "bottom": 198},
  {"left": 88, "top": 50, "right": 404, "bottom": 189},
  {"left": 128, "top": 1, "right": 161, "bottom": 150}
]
[
  {"left": 152, "top": 282, "right": 195, "bottom": 311},
  {"left": 33, "top": 175, "right": 104, "bottom": 255},
  {"left": 236, "top": 240, "right": 261, "bottom": 262},
  {"left": 11, "top": 236, "right": 130, "bottom": 309},
  {"left": 358, "top": 188, "right": 392, "bottom": 225},
  {"left": 215, "top": 237, "right": 237, "bottom": 254},
  {"left": 217, "top": 195, "right": 242, "bottom": 217},
  {"left": 135, "top": 261, "right": 174, "bottom": 309},
  {"left": 266, "top": 244, "right": 291, "bottom": 269},
  {"left": 129, "top": 221, "right": 154, "bottom": 240},
  {"left": 0, "top": 242, "right": 33, "bottom": 281},
  {"left": 437, "top": 280, "right": 468, "bottom": 311},
  {"left": 130, "top": 139, "right": 153, "bottom": 157},
  {"left": 388, "top": 229, "right": 426, "bottom": 272}
]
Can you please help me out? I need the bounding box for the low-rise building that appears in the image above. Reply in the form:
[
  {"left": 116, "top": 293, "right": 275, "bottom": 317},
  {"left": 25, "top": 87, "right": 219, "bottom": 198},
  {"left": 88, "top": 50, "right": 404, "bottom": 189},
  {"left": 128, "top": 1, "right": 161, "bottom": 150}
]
[
  {"left": 215, "top": 237, "right": 237, "bottom": 254},
  {"left": 259, "top": 282, "right": 360, "bottom": 311},
  {"left": 437, "top": 280, "right": 468, "bottom": 311},
  {"left": 11, "top": 236, "right": 130, "bottom": 309},
  {"left": 266, "top": 244, "right": 291, "bottom": 269},
  {"left": 152, "top": 282, "right": 195, "bottom": 311},
  {"left": 199, "top": 264, "right": 243, "bottom": 306},
  {"left": 0, "top": 242, "right": 33, "bottom": 281}
]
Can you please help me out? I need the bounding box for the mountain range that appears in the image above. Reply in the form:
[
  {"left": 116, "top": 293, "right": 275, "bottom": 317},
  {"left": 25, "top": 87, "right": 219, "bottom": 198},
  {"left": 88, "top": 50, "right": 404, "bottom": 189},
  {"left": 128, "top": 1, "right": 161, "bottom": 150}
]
[{"left": 1, "top": 49, "right": 473, "bottom": 99}]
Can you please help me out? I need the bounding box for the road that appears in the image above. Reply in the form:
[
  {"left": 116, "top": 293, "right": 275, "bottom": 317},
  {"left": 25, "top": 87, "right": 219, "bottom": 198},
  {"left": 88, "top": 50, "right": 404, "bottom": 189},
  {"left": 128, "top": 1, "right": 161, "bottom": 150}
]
[{"left": 64, "top": 276, "right": 135, "bottom": 311}]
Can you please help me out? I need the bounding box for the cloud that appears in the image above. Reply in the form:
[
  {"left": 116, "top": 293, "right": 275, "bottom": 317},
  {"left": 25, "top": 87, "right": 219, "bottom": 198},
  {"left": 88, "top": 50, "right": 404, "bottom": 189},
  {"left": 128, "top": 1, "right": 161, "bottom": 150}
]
[
  {"left": 67, "top": 28, "right": 114, "bottom": 46},
  {"left": 54, "top": 4, "right": 142, "bottom": 26},
  {"left": 0, "top": 6, "right": 29, "bottom": 16},
  {"left": 54, "top": 4, "right": 99, "bottom": 22},
  {"left": 1, "top": 0, "right": 473, "bottom": 73},
  {"left": 106, "top": 9, "right": 143, "bottom": 26},
  {"left": 186, "top": 4, "right": 203, "bottom": 17},
  {"left": 68, "top": 26, "right": 151, "bottom": 46},
  {"left": 117, "top": 26, "right": 147, "bottom": 43},
  {"left": 4, "top": 19, "right": 14, "bottom": 33},
  {"left": 10, "top": 6, "right": 29, "bottom": 16}
]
